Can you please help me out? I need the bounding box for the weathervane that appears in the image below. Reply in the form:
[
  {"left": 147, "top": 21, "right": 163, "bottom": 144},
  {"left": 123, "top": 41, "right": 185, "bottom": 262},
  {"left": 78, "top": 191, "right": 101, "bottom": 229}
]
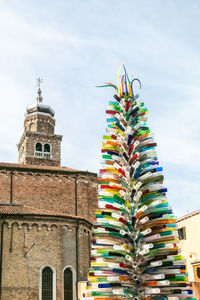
[{"left": 36, "top": 78, "right": 43, "bottom": 89}]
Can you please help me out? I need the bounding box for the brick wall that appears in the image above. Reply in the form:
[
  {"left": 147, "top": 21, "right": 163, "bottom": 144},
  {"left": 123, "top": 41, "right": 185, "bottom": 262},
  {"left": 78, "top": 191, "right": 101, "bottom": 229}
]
[
  {"left": 0, "top": 171, "right": 10, "bottom": 204},
  {"left": 25, "top": 156, "right": 60, "bottom": 167},
  {"left": 0, "top": 164, "right": 97, "bottom": 223},
  {"left": 18, "top": 132, "right": 62, "bottom": 166},
  {"left": 0, "top": 163, "right": 97, "bottom": 300},
  {"left": 1, "top": 216, "right": 92, "bottom": 300},
  {"left": 24, "top": 113, "right": 55, "bottom": 135}
]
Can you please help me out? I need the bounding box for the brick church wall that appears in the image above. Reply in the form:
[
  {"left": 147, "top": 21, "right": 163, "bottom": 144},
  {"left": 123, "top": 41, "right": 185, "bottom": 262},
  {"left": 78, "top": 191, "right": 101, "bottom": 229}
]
[
  {"left": 0, "top": 164, "right": 97, "bottom": 223},
  {"left": 0, "top": 171, "right": 10, "bottom": 204},
  {"left": 1, "top": 216, "right": 92, "bottom": 300}
]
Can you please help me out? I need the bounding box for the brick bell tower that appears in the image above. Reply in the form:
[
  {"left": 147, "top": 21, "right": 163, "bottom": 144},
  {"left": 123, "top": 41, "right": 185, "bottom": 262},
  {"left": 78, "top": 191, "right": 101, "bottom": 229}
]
[{"left": 17, "top": 79, "right": 62, "bottom": 166}]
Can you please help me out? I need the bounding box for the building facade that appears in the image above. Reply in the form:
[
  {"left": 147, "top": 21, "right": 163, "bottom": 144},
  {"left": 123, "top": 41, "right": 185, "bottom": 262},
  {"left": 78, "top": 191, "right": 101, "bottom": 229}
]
[
  {"left": 178, "top": 210, "right": 200, "bottom": 299},
  {"left": 0, "top": 88, "right": 97, "bottom": 300}
]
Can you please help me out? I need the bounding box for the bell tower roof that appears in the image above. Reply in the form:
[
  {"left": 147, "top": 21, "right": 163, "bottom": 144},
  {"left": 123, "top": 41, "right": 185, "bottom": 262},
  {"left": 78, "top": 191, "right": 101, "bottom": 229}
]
[
  {"left": 26, "top": 102, "right": 55, "bottom": 117},
  {"left": 26, "top": 80, "right": 55, "bottom": 117},
  {"left": 17, "top": 78, "right": 62, "bottom": 167}
]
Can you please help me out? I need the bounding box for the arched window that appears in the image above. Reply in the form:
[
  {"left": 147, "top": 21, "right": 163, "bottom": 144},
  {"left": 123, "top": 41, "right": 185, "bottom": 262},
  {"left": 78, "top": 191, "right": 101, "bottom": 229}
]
[
  {"left": 35, "top": 142, "right": 43, "bottom": 157},
  {"left": 44, "top": 143, "right": 50, "bottom": 152},
  {"left": 29, "top": 123, "right": 34, "bottom": 131},
  {"left": 40, "top": 266, "right": 56, "bottom": 300},
  {"left": 44, "top": 143, "right": 51, "bottom": 158},
  {"left": 42, "top": 267, "right": 53, "bottom": 300},
  {"left": 35, "top": 142, "right": 51, "bottom": 158},
  {"left": 36, "top": 142, "right": 42, "bottom": 151},
  {"left": 63, "top": 267, "right": 73, "bottom": 300}
]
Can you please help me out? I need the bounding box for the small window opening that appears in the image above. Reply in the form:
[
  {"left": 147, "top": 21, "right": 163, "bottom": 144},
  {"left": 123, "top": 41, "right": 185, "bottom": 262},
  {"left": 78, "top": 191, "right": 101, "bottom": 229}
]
[
  {"left": 178, "top": 227, "right": 186, "bottom": 240},
  {"left": 44, "top": 144, "right": 50, "bottom": 152},
  {"left": 44, "top": 143, "right": 51, "bottom": 158},
  {"left": 35, "top": 142, "right": 43, "bottom": 157},
  {"left": 36, "top": 142, "right": 42, "bottom": 152}
]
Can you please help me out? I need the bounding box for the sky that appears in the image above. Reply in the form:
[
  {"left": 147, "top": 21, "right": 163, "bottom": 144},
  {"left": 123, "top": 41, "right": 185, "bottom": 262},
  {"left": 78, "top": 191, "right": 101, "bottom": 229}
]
[{"left": 0, "top": 0, "right": 200, "bottom": 217}]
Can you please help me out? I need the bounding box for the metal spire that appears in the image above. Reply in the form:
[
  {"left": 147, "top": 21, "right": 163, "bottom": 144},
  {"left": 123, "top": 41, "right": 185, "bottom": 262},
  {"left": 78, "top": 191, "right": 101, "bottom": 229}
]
[{"left": 36, "top": 78, "right": 43, "bottom": 102}]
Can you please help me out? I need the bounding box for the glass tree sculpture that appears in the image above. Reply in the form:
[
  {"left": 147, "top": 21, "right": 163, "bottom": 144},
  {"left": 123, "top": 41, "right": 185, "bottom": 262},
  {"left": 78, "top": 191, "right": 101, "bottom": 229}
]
[{"left": 85, "top": 66, "right": 195, "bottom": 300}]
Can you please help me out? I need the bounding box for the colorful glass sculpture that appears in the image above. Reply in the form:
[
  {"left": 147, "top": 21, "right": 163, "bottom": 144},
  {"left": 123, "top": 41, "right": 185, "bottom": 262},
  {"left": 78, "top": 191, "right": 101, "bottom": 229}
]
[{"left": 85, "top": 66, "right": 195, "bottom": 300}]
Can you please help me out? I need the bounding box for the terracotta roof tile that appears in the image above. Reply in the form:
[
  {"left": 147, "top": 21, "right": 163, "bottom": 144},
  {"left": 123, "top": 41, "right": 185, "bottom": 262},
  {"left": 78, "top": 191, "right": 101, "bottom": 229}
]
[
  {"left": 0, "top": 204, "right": 91, "bottom": 223},
  {"left": 0, "top": 162, "right": 96, "bottom": 175}
]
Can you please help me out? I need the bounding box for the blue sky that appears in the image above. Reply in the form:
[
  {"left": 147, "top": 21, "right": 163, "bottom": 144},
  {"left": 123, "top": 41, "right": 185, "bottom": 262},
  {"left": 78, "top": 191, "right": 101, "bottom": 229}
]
[{"left": 0, "top": 0, "right": 200, "bottom": 217}]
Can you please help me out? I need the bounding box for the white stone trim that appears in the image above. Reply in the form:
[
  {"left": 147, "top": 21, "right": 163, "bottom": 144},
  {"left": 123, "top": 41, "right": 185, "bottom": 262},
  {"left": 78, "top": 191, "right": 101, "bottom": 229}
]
[
  {"left": 39, "top": 265, "right": 56, "bottom": 300},
  {"left": 62, "top": 265, "right": 76, "bottom": 300},
  {"left": 25, "top": 154, "right": 59, "bottom": 161},
  {"left": 29, "top": 111, "right": 55, "bottom": 117}
]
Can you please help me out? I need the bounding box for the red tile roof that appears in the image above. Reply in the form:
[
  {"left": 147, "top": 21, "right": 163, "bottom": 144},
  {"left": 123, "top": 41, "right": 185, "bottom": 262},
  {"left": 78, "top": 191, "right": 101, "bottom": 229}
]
[
  {"left": 0, "top": 204, "right": 91, "bottom": 223},
  {"left": 0, "top": 162, "right": 96, "bottom": 175}
]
